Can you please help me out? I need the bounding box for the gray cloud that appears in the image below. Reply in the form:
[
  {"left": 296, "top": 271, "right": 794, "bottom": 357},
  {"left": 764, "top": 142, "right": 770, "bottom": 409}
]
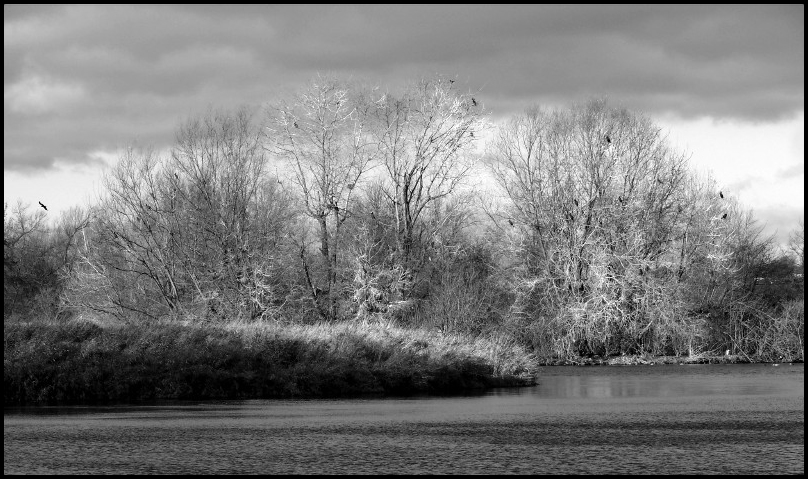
[
  {"left": 777, "top": 162, "right": 805, "bottom": 180},
  {"left": 750, "top": 205, "right": 805, "bottom": 251},
  {"left": 4, "top": 4, "right": 804, "bottom": 173}
]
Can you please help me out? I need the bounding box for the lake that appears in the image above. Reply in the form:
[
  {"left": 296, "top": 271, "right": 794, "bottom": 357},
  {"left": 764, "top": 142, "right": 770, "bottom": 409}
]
[{"left": 4, "top": 363, "right": 804, "bottom": 474}]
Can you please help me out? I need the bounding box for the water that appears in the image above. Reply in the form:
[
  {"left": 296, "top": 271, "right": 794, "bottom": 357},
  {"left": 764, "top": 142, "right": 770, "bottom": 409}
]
[{"left": 5, "top": 363, "right": 803, "bottom": 474}]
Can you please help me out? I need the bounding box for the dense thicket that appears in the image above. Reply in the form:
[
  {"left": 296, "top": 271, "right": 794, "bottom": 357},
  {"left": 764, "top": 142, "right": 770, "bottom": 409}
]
[
  {"left": 4, "top": 75, "right": 803, "bottom": 363},
  {"left": 485, "top": 101, "right": 803, "bottom": 360}
]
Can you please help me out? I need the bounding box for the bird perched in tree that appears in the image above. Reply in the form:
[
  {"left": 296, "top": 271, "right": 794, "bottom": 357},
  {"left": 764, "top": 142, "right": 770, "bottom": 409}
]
[
  {"left": 471, "top": 97, "right": 477, "bottom": 106},
  {"left": 573, "top": 199, "right": 579, "bottom": 207},
  {"left": 657, "top": 178, "right": 664, "bottom": 184},
  {"left": 722, "top": 213, "right": 727, "bottom": 219},
  {"left": 449, "top": 79, "right": 455, "bottom": 84},
  {"left": 508, "top": 219, "right": 514, "bottom": 227},
  {"left": 38, "top": 201, "right": 47, "bottom": 211},
  {"left": 719, "top": 191, "right": 724, "bottom": 199},
  {"left": 605, "top": 135, "right": 611, "bottom": 144}
]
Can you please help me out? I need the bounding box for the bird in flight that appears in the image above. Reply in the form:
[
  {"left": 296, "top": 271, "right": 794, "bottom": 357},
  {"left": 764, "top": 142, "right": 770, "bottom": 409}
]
[{"left": 38, "top": 201, "right": 48, "bottom": 211}]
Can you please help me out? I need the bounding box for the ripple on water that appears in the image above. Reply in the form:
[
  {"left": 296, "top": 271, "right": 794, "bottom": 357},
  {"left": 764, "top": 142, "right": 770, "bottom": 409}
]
[{"left": 4, "top": 364, "right": 804, "bottom": 474}]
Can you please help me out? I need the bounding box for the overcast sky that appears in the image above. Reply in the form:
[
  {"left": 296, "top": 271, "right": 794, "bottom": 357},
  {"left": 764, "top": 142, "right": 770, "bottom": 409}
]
[{"left": 4, "top": 4, "right": 804, "bottom": 247}]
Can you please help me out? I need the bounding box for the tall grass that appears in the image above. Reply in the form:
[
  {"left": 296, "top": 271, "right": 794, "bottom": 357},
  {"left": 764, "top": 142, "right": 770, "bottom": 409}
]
[{"left": 4, "top": 316, "right": 537, "bottom": 405}]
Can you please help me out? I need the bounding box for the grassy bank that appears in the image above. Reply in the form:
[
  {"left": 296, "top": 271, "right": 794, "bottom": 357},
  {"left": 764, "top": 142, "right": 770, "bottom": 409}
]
[{"left": 3, "top": 317, "right": 538, "bottom": 405}]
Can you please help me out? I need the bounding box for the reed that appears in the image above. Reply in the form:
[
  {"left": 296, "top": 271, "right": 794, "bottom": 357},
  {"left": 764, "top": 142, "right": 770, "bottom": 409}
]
[{"left": 4, "top": 316, "right": 537, "bottom": 405}]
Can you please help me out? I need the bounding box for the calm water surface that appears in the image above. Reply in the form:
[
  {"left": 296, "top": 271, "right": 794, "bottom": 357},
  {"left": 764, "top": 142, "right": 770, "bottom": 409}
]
[{"left": 4, "top": 363, "right": 804, "bottom": 474}]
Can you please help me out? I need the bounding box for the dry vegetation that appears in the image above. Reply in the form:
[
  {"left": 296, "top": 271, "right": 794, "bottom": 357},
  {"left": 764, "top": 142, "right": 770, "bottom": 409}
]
[{"left": 4, "top": 315, "right": 536, "bottom": 404}]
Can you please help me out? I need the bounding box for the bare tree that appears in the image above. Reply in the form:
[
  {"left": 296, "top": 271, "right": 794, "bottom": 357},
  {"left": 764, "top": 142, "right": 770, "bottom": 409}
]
[
  {"left": 790, "top": 218, "right": 804, "bottom": 271},
  {"left": 268, "top": 75, "right": 375, "bottom": 320},
  {"left": 65, "top": 146, "right": 178, "bottom": 320},
  {"left": 487, "top": 99, "right": 706, "bottom": 357},
  {"left": 53, "top": 206, "right": 92, "bottom": 275},
  {"left": 370, "top": 76, "right": 486, "bottom": 298},
  {"left": 170, "top": 107, "right": 281, "bottom": 319},
  {"left": 4, "top": 201, "right": 51, "bottom": 317},
  {"left": 63, "top": 108, "right": 292, "bottom": 323}
]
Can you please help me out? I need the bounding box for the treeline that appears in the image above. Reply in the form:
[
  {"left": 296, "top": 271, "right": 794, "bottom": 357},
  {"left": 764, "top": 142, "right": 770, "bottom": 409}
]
[{"left": 4, "top": 75, "right": 804, "bottom": 363}]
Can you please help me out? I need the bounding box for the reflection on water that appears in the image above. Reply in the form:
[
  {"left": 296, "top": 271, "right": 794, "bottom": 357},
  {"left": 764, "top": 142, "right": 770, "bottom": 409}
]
[
  {"left": 492, "top": 363, "right": 804, "bottom": 399},
  {"left": 5, "top": 364, "right": 803, "bottom": 474}
]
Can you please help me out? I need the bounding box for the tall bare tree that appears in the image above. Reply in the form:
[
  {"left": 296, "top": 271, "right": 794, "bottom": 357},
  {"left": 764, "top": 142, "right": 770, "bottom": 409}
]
[
  {"left": 487, "top": 99, "right": 705, "bottom": 356},
  {"left": 4, "top": 201, "right": 51, "bottom": 317},
  {"left": 65, "top": 146, "right": 179, "bottom": 320},
  {"left": 170, "top": 107, "right": 279, "bottom": 318},
  {"left": 370, "top": 76, "right": 486, "bottom": 298},
  {"left": 268, "top": 75, "right": 375, "bottom": 320},
  {"left": 63, "top": 108, "right": 292, "bottom": 323}
]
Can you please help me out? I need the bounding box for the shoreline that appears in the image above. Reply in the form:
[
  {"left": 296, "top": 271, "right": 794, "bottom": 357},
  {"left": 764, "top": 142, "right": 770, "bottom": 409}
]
[
  {"left": 537, "top": 355, "right": 804, "bottom": 367},
  {"left": 5, "top": 318, "right": 802, "bottom": 407}
]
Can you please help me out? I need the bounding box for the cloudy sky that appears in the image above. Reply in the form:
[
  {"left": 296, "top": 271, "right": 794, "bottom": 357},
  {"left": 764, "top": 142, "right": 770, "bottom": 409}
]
[{"left": 4, "top": 5, "right": 804, "bottom": 247}]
